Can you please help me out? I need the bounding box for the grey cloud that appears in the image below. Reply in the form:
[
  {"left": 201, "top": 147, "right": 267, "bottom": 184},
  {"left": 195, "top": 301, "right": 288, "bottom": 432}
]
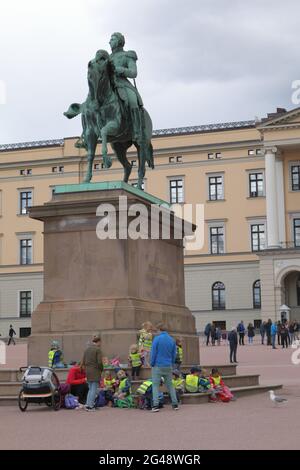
[{"left": 0, "top": 0, "right": 299, "bottom": 143}]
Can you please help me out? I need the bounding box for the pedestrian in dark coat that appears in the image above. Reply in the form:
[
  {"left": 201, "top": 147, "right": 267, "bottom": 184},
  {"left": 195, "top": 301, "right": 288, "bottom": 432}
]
[{"left": 228, "top": 327, "right": 238, "bottom": 363}]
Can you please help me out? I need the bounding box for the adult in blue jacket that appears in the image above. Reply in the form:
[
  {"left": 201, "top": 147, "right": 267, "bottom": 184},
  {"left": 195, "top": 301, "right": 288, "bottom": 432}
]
[
  {"left": 150, "top": 323, "right": 178, "bottom": 411},
  {"left": 271, "top": 322, "right": 277, "bottom": 349}
]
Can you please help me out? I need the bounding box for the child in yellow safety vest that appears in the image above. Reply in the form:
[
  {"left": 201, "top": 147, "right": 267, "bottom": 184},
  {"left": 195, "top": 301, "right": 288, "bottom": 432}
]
[
  {"left": 101, "top": 370, "right": 117, "bottom": 406},
  {"left": 136, "top": 377, "right": 164, "bottom": 409},
  {"left": 113, "top": 369, "right": 131, "bottom": 402},
  {"left": 185, "top": 366, "right": 202, "bottom": 393},
  {"left": 128, "top": 344, "right": 143, "bottom": 379},
  {"left": 175, "top": 338, "right": 183, "bottom": 369},
  {"left": 138, "top": 322, "right": 154, "bottom": 367},
  {"left": 209, "top": 368, "right": 235, "bottom": 402},
  {"left": 172, "top": 369, "right": 185, "bottom": 403}
]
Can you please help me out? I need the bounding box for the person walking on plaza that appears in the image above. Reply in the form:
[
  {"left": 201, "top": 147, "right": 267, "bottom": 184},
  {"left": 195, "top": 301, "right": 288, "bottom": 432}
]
[
  {"left": 237, "top": 321, "right": 245, "bottom": 345},
  {"left": 211, "top": 323, "right": 216, "bottom": 346},
  {"left": 228, "top": 327, "right": 238, "bottom": 363},
  {"left": 260, "top": 321, "right": 266, "bottom": 345},
  {"left": 266, "top": 319, "right": 272, "bottom": 346},
  {"left": 271, "top": 321, "right": 277, "bottom": 349},
  {"left": 82, "top": 335, "right": 103, "bottom": 411},
  {"left": 150, "top": 322, "right": 178, "bottom": 412},
  {"left": 204, "top": 323, "right": 211, "bottom": 346},
  {"left": 7, "top": 325, "right": 16, "bottom": 346},
  {"left": 247, "top": 323, "right": 255, "bottom": 345}
]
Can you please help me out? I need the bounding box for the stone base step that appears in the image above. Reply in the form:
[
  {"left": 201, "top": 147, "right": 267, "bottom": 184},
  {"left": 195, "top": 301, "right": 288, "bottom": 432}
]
[
  {"left": 0, "top": 373, "right": 260, "bottom": 396},
  {"left": 181, "top": 384, "right": 282, "bottom": 404},
  {"left": 0, "top": 384, "right": 282, "bottom": 406}
]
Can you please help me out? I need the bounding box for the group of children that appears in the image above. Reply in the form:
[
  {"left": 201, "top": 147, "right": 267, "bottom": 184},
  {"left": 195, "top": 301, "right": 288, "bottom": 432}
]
[{"left": 61, "top": 320, "right": 235, "bottom": 409}]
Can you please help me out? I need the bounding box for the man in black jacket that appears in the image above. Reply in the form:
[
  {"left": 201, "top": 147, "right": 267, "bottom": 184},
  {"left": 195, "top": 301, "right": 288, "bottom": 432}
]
[
  {"left": 228, "top": 327, "right": 238, "bottom": 364},
  {"left": 7, "top": 325, "right": 16, "bottom": 346}
]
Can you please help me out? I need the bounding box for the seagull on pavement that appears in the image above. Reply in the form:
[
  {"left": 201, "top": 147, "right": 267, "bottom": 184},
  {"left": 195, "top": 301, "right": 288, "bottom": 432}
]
[{"left": 269, "top": 390, "right": 288, "bottom": 405}]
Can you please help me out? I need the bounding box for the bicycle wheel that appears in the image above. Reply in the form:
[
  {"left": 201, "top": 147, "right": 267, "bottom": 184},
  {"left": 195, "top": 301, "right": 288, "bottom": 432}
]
[
  {"left": 18, "top": 390, "right": 28, "bottom": 412},
  {"left": 52, "top": 390, "right": 61, "bottom": 411}
]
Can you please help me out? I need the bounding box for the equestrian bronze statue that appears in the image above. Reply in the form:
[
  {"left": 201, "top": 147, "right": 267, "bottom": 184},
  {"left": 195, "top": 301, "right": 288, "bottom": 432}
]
[{"left": 64, "top": 32, "right": 154, "bottom": 189}]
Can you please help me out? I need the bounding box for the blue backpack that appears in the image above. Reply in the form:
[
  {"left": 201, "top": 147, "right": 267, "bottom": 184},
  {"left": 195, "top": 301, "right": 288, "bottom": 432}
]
[
  {"left": 64, "top": 394, "right": 79, "bottom": 409},
  {"left": 95, "top": 390, "right": 107, "bottom": 408}
]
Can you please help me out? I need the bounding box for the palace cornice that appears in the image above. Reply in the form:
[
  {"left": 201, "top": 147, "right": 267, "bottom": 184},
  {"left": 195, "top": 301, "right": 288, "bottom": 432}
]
[{"left": 0, "top": 120, "right": 256, "bottom": 152}]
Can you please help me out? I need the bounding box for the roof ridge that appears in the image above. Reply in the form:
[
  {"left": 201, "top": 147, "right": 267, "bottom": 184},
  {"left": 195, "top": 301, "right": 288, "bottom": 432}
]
[{"left": 0, "top": 120, "right": 256, "bottom": 151}]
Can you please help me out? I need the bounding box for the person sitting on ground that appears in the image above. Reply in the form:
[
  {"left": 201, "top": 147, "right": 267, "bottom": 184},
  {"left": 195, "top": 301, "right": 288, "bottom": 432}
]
[
  {"left": 172, "top": 369, "right": 185, "bottom": 403},
  {"left": 209, "top": 367, "right": 235, "bottom": 402},
  {"left": 66, "top": 362, "right": 89, "bottom": 405},
  {"left": 136, "top": 377, "right": 164, "bottom": 410},
  {"left": 128, "top": 344, "right": 143, "bottom": 379},
  {"left": 113, "top": 370, "right": 131, "bottom": 401},
  {"left": 101, "top": 370, "right": 117, "bottom": 406},
  {"left": 185, "top": 366, "right": 201, "bottom": 393},
  {"left": 175, "top": 338, "right": 183, "bottom": 369},
  {"left": 138, "top": 321, "right": 154, "bottom": 367}
]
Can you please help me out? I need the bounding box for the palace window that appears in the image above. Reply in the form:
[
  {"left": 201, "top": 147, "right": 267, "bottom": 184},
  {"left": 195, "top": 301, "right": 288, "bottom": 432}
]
[
  {"left": 208, "top": 175, "right": 224, "bottom": 200},
  {"left": 169, "top": 179, "right": 184, "bottom": 204},
  {"left": 249, "top": 173, "right": 264, "bottom": 197},
  {"left": 212, "top": 282, "right": 226, "bottom": 310},
  {"left": 253, "top": 280, "right": 261, "bottom": 309},
  {"left": 210, "top": 226, "right": 224, "bottom": 254},
  {"left": 20, "top": 239, "right": 32, "bottom": 265},
  {"left": 19, "top": 291, "right": 32, "bottom": 317},
  {"left": 251, "top": 224, "right": 266, "bottom": 251},
  {"left": 297, "top": 275, "right": 300, "bottom": 306},
  {"left": 19, "top": 191, "right": 32, "bottom": 215},
  {"left": 291, "top": 165, "right": 300, "bottom": 191},
  {"left": 293, "top": 219, "right": 300, "bottom": 247}
]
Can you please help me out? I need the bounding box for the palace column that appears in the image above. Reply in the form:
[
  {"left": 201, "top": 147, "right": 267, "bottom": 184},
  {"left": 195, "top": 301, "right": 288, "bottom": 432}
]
[{"left": 264, "top": 147, "right": 280, "bottom": 248}]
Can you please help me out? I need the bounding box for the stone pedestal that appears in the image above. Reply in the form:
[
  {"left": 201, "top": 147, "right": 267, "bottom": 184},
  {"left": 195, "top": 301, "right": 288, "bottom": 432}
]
[{"left": 28, "top": 182, "right": 200, "bottom": 364}]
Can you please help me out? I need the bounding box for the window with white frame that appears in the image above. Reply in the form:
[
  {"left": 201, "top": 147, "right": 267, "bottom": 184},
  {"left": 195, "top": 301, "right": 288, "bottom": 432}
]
[
  {"left": 293, "top": 218, "right": 300, "bottom": 247},
  {"left": 212, "top": 282, "right": 226, "bottom": 310},
  {"left": 249, "top": 172, "right": 264, "bottom": 197},
  {"left": 253, "top": 280, "right": 261, "bottom": 309},
  {"left": 291, "top": 165, "right": 300, "bottom": 191},
  {"left": 169, "top": 178, "right": 184, "bottom": 204},
  {"left": 251, "top": 224, "right": 266, "bottom": 251},
  {"left": 19, "top": 291, "right": 32, "bottom": 317},
  {"left": 208, "top": 175, "right": 224, "bottom": 201},
  {"left": 209, "top": 226, "right": 225, "bottom": 254},
  {"left": 20, "top": 238, "right": 32, "bottom": 264},
  {"left": 19, "top": 190, "right": 32, "bottom": 215}
]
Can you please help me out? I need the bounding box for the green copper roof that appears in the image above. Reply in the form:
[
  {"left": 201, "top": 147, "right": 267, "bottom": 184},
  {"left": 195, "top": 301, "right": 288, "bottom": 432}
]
[{"left": 53, "top": 181, "right": 170, "bottom": 207}]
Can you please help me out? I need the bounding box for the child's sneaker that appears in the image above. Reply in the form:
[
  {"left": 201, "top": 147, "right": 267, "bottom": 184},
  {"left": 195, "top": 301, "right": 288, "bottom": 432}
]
[
  {"left": 172, "top": 405, "right": 179, "bottom": 411},
  {"left": 151, "top": 406, "right": 160, "bottom": 412}
]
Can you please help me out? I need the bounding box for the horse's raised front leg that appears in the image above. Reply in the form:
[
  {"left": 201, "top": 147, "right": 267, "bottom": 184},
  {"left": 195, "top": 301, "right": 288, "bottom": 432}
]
[{"left": 83, "top": 132, "right": 97, "bottom": 183}]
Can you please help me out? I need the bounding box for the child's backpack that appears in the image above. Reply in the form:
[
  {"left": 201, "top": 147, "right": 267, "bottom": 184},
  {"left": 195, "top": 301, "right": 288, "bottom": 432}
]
[
  {"left": 95, "top": 390, "right": 107, "bottom": 408},
  {"left": 64, "top": 394, "right": 79, "bottom": 409},
  {"left": 59, "top": 383, "right": 70, "bottom": 396},
  {"left": 116, "top": 395, "right": 135, "bottom": 409}
]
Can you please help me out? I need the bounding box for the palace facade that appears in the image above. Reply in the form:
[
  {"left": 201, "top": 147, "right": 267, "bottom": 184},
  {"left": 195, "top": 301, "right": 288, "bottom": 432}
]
[{"left": 0, "top": 107, "right": 300, "bottom": 336}]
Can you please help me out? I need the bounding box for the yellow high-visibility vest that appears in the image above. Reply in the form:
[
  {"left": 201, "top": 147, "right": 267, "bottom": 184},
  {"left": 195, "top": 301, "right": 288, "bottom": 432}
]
[{"left": 185, "top": 374, "right": 199, "bottom": 392}]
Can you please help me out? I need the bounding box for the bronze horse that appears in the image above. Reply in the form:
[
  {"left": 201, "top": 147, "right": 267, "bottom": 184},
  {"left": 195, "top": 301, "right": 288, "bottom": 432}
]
[{"left": 64, "top": 50, "right": 154, "bottom": 188}]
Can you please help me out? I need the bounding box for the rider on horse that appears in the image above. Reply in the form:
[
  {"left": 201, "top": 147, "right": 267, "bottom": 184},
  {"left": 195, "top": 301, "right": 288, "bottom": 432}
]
[{"left": 109, "top": 32, "right": 144, "bottom": 145}]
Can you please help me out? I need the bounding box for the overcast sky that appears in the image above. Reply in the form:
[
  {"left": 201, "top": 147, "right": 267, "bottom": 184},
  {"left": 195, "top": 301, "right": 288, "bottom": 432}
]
[{"left": 0, "top": 0, "right": 299, "bottom": 144}]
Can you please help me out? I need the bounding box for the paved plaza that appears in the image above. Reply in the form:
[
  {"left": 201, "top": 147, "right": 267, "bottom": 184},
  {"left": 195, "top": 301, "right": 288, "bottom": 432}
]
[{"left": 0, "top": 339, "right": 299, "bottom": 450}]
